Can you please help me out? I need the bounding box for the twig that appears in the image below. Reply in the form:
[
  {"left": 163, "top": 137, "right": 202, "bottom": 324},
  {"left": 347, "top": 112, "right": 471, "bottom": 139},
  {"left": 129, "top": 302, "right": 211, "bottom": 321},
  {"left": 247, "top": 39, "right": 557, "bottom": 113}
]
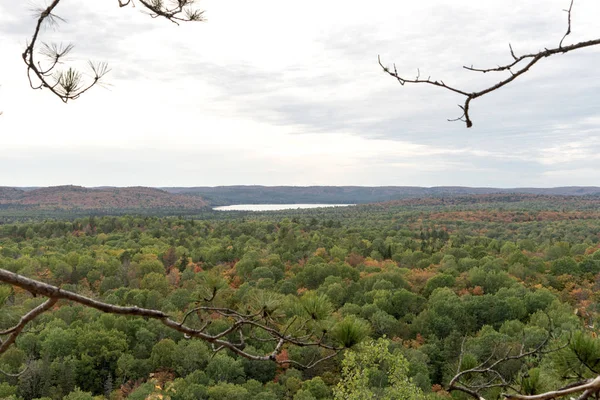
[{"left": 559, "top": 0, "right": 574, "bottom": 48}]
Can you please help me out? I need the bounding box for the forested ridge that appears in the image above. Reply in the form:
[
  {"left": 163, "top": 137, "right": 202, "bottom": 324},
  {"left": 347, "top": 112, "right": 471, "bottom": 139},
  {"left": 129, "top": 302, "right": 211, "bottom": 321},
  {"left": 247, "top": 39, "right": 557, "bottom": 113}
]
[
  {"left": 1, "top": 196, "right": 600, "bottom": 399},
  {"left": 0, "top": 187, "right": 209, "bottom": 220},
  {"left": 163, "top": 186, "right": 600, "bottom": 206}
]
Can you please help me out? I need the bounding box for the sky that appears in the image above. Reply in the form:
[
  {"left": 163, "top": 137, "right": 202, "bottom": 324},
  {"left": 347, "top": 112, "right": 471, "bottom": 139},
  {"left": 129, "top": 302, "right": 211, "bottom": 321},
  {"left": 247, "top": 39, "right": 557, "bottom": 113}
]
[{"left": 0, "top": 0, "right": 599, "bottom": 188}]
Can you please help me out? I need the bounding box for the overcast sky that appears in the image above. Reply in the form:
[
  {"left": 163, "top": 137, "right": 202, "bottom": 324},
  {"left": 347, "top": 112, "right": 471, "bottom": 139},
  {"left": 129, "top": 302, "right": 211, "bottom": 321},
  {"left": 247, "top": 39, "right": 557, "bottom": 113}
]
[{"left": 1, "top": 0, "right": 599, "bottom": 187}]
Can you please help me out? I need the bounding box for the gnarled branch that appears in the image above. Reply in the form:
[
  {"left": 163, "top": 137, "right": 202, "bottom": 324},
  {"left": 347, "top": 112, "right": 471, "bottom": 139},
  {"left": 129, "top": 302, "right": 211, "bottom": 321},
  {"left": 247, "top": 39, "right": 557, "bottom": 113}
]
[
  {"left": 379, "top": 0, "right": 600, "bottom": 128},
  {"left": 0, "top": 268, "right": 340, "bottom": 369}
]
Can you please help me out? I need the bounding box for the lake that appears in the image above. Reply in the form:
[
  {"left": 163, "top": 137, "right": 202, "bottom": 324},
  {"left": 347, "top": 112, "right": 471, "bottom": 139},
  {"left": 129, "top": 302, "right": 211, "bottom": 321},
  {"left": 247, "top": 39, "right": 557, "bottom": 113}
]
[{"left": 213, "top": 204, "right": 355, "bottom": 211}]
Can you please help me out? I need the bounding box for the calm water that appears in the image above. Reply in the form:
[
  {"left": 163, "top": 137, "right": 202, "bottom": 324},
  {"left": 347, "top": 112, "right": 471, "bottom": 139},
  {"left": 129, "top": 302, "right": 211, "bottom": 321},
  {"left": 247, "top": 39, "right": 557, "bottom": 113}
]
[{"left": 214, "top": 204, "right": 355, "bottom": 211}]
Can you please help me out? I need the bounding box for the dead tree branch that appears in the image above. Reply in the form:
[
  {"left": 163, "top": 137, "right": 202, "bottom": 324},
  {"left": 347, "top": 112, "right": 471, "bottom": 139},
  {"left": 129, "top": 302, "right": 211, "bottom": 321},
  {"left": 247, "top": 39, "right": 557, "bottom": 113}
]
[
  {"left": 22, "top": 0, "right": 204, "bottom": 103},
  {"left": 379, "top": 0, "right": 600, "bottom": 128},
  {"left": 445, "top": 328, "right": 600, "bottom": 400},
  {"left": 0, "top": 268, "right": 340, "bottom": 369}
]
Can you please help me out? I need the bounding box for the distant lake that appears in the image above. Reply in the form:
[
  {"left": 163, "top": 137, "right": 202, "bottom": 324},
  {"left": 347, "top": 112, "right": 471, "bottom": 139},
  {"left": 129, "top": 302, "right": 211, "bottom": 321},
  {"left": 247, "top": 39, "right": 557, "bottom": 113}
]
[{"left": 214, "top": 204, "right": 355, "bottom": 211}]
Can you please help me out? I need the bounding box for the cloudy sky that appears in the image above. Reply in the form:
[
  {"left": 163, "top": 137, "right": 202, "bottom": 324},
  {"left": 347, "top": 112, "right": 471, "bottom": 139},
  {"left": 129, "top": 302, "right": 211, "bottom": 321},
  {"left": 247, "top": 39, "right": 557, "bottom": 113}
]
[{"left": 0, "top": 0, "right": 599, "bottom": 187}]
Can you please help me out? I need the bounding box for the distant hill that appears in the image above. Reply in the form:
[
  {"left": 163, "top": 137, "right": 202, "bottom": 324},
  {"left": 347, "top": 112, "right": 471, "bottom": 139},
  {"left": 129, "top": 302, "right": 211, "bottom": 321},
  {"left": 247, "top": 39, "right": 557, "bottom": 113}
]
[
  {"left": 162, "top": 185, "right": 600, "bottom": 206},
  {"left": 0, "top": 185, "right": 208, "bottom": 211},
  {"left": 372, "top": 192, "right": 600, "bottom": 208},
  {"left": 2, "top": 186, "right": 599, "bottom": 214}
]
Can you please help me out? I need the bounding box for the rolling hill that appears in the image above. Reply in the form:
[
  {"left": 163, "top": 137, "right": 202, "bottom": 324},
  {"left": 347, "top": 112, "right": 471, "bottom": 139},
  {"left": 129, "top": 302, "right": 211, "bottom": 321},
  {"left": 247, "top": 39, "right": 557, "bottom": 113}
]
[
  {"left": 162, "top": 185, "right": 600, "bottom": 205},
  {"left": 0, "top": 185, "right": 209, "bottom": 211}
]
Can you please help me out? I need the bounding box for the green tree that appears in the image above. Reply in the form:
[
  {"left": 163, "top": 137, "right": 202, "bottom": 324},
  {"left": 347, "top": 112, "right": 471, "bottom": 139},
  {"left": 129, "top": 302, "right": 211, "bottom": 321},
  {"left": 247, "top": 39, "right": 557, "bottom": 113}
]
[
  {"left": 333, "top": 338, "right": 425, "bottom": 400},
  {"left": 141, "top": 272, "right": 170, "bottom": 296},
  {"left": 550, "top": 257, "right": 579, "bottom": 276},
  {"left": 150, "top": 338, "right": 178, "bottom": 371},
  {"left": 206, "top": 354, "right": 246, "bottom": 384},
  {"left": 207, "top": 382, "right": 249, "bottom": 400},
  {"left": 0, "top": 382, "right": 17, "bottom": 399},
  {"left": 63, "top": 387, "right": 94, "bottom": 400}
]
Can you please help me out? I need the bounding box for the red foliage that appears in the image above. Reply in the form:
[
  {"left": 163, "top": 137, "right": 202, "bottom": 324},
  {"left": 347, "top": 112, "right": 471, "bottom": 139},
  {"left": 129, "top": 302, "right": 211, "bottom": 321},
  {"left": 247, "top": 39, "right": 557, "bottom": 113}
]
[
  {"left": 230, "top": 276, "right": 242, "bottom": 289},
  {"left": 275, "top": 349, "right": 290, "bottom": 369},
  {"left": 345, "top": 253, "right": 365, "bottom": 267}
]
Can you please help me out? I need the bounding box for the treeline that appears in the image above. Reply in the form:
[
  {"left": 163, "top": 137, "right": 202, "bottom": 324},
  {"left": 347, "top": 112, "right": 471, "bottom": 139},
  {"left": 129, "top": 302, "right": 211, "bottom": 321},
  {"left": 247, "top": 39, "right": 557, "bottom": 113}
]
[{"left": 163, "top": 186, "right": 600, "bottom": 206}]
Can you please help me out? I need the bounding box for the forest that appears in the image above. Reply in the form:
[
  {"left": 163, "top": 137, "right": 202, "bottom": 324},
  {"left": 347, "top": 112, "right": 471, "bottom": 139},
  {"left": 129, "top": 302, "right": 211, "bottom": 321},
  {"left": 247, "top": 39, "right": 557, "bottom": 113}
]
[
  {"left": 161, "top": 187, "right": 600, "bottom": 206},
  {"left": 1, "top": 194, "right": 600, "bottom": 399}
]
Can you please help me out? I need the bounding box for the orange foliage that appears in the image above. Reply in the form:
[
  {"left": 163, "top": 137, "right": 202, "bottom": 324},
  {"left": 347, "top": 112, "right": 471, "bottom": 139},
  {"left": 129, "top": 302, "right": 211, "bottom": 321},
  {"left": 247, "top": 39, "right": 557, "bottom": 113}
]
[
  {"left": 431, "top": 384, "right": 451, "bottom": 397},
  {"left": 472, "top": 286, "right": 484, "bottom": 296},
  {"left": 404, "top": 333, "right": 426, "bottom": 349},
  {"left": 230, "top": 276, "right": 242, "bottom": 289},
  {"left": 275, "top": 349, "right": 290, "bottom": 369},
  {"left": 405, "top": 269, "right": 436, "bottom": 292},
  {"left": 297, "top": 287, "right": 308, "bottom": 295},
  {"left": 363, "top": 259, "right": 383, "bottom": 269},
  {"left": 431, "top": 384, "right": 444, "bottom": 392},
  {"left": 222, "top": 266, "right": 237, "bottom": 281},
  {"left": 36, "top": 268, "right": 51, "bottom": 280},
  {"left": 585, "top": 244, "right": 600, "bottom": 255}
]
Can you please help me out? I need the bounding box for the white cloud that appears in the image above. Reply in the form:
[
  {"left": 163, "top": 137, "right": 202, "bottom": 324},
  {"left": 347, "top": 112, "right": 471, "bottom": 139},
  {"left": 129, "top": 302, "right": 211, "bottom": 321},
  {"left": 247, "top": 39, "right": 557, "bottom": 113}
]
[
  {"left": 541, "top": 168, "right": 600, "bottom": 186},
  {"left": 0, "top": 0, "right": 599, "bottom": 186}
]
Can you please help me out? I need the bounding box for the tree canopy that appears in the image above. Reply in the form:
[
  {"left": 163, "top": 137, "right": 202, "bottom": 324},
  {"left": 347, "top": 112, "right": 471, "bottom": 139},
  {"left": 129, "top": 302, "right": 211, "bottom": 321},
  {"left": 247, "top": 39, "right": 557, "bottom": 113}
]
[{"left": 2, "top": 196, "right": 600, "bottom": 398}]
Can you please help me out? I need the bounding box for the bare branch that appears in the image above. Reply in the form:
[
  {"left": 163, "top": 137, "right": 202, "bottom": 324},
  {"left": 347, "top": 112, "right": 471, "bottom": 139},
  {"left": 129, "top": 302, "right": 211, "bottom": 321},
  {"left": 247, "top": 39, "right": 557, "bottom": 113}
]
[{"left": 380, "top": 0, "right": 600, "bottom": 127}]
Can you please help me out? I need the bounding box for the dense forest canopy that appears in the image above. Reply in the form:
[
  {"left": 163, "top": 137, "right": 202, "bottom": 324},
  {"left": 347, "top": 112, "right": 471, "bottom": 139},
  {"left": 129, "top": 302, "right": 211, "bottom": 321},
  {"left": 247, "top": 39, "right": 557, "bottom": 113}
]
[{"left": 2, "top": 195, "right": 600, "bottom": 399}]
